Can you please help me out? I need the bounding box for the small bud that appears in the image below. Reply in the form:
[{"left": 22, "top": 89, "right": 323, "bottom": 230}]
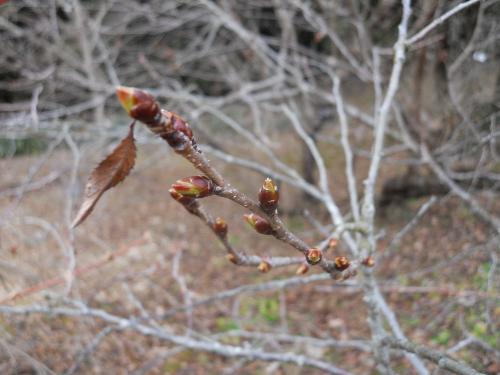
[
  {"left": 243, "top": 213, "right": 274, "bottom": 235},
  {"left": 296, "top": 263, "right": 309, "bottom": 275},
  {"left": 169, "top": 111, "right": 193, "bottom": 139},
  {"left": 116, "top": 86, "right": 160, "bottom": 124},
  {"left": 328, "top": 238, "right": 338, "bottom": 250},
  {"left": 306, "top": 248, "right": 322, "bottom": 265},
  {"left": 171, "top": 176, "right": 214, "bottom": 198},
  {"left": 362, "top": 256, "right": 375, "bottom": 267},
  {"left": 258, "top": 178, "right": 279, "bottom": 211},
  {"left": 169, "top": 188, "right": 195, "bottom": 205},
  {"left": 258, "top": 260, "right": 271, "bottom": 273},
  {"left": 226, "top": 253, "right": 238, "bottom": 264},
  {"left": 213, "top": 217, "right": 228, "bottom": 237},
  {"left": 334, "top": 256, "right": 350, "bottom": 271}
]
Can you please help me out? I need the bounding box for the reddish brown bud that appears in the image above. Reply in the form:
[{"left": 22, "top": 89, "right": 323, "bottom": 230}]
[
  {"left": 169, "top": 111, "right": 193, "bottom": 139},
  {"left": 334, "top": 256, "right": 350, "bottom": 271},
  {"left": 258, "top": 260, "right": 272, "bottom": 273},
  {"left": 362, "top": 256, "right": 375, "bottom": 267},
  {"left": 116, "top": 86, "right": 160, "bottom": 124},
  {"left": 169, "top": 188, "right": 195, "bottom": 205},
  {"left": 328, "top": 238, "right": 338, "bottom": 251},
  {"left": 306, "top": 248, "right": 323, "bottom": 265},
  {"left": 214, "top": 217, "right": 228, "bottom": 237},
  {"left": 244, "top": 213, "right": 274, "bottom": 235},
  {"left": 226, "top": 253, "right": 238, "bottom": 264},
  {"left": 171, "top": 176, "right": 214, "bottom": 198},
  {"left": 258, "top": 178, "right": 279, "bottom": 211},
  {"left": 296, "top": 263, "right": 309, "bottom": 275}
]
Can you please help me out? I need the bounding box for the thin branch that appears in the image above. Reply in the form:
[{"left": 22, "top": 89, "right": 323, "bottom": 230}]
[
  {"left": 0, "top": 304, "right": 354, "bottom": 375},
  {"left": 406, "top": 0, "right": 482, "bottom": 46},
  {"left": 383, "top": 337, "right": 485, "bottom": 375}
]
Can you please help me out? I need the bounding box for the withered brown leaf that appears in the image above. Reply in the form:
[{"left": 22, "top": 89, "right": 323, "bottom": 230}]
[{"left": 72, "top": 122, "right": 137, "bottom": 228}]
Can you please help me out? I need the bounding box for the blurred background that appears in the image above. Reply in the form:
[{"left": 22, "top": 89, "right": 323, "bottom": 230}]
[{"left": 0, "top": 1, "right": 498, "bottom": 374}]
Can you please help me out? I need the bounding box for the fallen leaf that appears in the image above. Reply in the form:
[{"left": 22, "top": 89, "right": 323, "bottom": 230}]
[{"left": 72, "top": 122, "right": 136, "bottom": 228}]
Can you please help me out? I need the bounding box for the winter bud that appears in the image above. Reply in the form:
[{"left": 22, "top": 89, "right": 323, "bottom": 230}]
[
  {"left": 328, "top": 238, "right": 338, "bottom": 251},
  {"left": 171, "top": 176, "right": 214, "bottom": 198},
  {"left": 168, "top": 111, "right": 193, "bottom": 139},
  {"left": 258, "top": 178, "right": 279, "bottom": 211},
  {"left": 295, "top": 263, "right": 309, "bottom": 275},
  {"left": 243, "top": 213, "right": 274, "bottom": 235},
  {"left": 116, "top": 86, "right": 160, "bottom": 124},
  {"left": 361, "top": 256, "right": 375, "bottom": 267},
  {"left": 334, "top": 256, "right": 350, "bottom": 271},
  {"left": 213, "top": 217, "right": 228, "bottom": 237},
  {"left": 169, "top": 188, "right": 195, "bottom": 205},
  {"left": 258, "top": 260, "right": 272, "bottom": 273},
  {"left": 306, "top": 248, "right": 323, "bottom": 265},
  {"left": 226, "top": 253, "right": 238, "bottom": 264}
]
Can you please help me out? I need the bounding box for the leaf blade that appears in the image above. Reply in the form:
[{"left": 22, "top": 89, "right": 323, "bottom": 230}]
[{"left": 72, "top": 123, "right": 137, "bottom": 228}]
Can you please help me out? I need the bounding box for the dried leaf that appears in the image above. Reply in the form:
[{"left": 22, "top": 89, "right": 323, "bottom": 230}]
[{"left": 72, "top": 123, "right": 136, "bottom": 228}]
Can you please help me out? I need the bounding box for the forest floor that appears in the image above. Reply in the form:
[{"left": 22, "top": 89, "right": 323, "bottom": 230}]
[{"left": 0, "top": 135, "right": 498, "bottom": 374}]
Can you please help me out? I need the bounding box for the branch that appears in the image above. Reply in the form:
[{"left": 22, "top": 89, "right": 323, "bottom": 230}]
[
  {"left": 0, "top": 304, "right": 354, "bottom": 375},
  {"left": 406, "top": 0, "right": 482, "bottom": 46},
  {"left": 383, "top": 337, "right": 485, "bottom": 375}
]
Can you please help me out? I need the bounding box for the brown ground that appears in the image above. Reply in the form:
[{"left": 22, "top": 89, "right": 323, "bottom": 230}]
[{"left": 0, "top": 135, "right": 498, "bottom": 374}]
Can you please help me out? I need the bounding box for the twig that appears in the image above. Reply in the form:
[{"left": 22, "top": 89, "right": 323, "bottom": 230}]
[
  {"left": 383, "top": 337, "right": 485, "bottom": 375},
  {"left": 0, "top": 304, "right": 354, "bottom": 375},
  {"left": 406, "top": 0, "right": 482, "bottom": 45}
]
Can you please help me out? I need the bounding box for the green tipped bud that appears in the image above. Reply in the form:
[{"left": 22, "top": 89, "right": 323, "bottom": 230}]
[
  {"left": 171, "top": 176, "right": 214, "bottom": 198},
  {"left": 169, "top": 188, "right": 195, "bottom": 205},
  {"left": 306, "top": 248, "right": 322, "bottom": 265},
  {"left": 258, "top": 178, "right": 279, "bottom": 211},
  {"left": 243, "top": 213, "right": 274, "bottom": 235},
  {"left": 116, "top": 86, "right": 160, "bottom": 125}
]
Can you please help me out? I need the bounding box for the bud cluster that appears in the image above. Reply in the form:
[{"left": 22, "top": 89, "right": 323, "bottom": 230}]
[{"left": 117, "top": 87, "right": 194, "bottom": 150}]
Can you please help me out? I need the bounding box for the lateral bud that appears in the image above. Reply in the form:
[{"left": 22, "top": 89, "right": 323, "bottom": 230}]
[
  {"left": 213, "top": 217, "right": 228, "bottom": 238},
  {"left": 166, "top": 111, "right": 194, "bottom": 140},
  {"left": 334, "top": 256, "right": 350, "bottom": 271},
  {"left": 306, "top": 248, "right": 323, "bottom": 265},
  {"left": 226, "top": 253, "right": 238, "bottom": 264},
  {"left": 258, "top": 260, "right": 272, "bottom": 273},
  {"left": 328, "top": 238, "right": 338, "bottom": 251},
  {"left": 295, "top": 263, "right": 309, "bottom": 275},
  {"left": 171, "top": 176, "right": 214, "bottom": 198},
  {"left": 243, "top": 213, "right": 274, "bottom": 235},
  {"left": 361, "top": 256, "right": 375, "bottom": 267},
  {"left": 258, "top": 178, "right": 279, "bottom": 211}
]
